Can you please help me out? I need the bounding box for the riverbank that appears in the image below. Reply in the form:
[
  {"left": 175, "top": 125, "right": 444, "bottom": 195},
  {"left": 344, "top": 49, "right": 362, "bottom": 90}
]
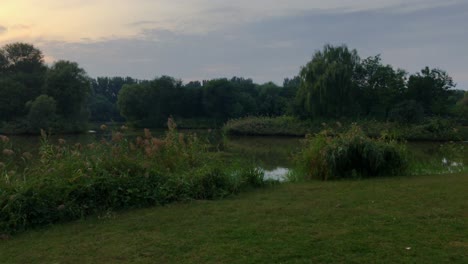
[
  {"left": 223, "top": 116, "right": 468, "bottom": 141},
  {"left": 0, "top": 125, "right": 265, "bottom": 235},
  {"left": 1, "top": 172, "right": 466, "bottom": 263}
]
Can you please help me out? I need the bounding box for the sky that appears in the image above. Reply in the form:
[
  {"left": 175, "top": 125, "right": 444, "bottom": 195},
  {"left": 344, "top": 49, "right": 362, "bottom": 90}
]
[{"left": 1, "top": 0, "right": 467, "bottom": 88}]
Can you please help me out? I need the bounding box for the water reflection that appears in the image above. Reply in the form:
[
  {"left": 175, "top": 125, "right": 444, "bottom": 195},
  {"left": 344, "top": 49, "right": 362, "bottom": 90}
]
[{"left": 262, "top": 167, "right": 289, "bottom": 182}]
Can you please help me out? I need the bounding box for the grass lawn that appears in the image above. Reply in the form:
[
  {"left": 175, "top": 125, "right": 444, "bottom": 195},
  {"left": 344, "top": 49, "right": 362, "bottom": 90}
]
[{"left": 1, "top": 173, "right": 467, "bottom": 263}]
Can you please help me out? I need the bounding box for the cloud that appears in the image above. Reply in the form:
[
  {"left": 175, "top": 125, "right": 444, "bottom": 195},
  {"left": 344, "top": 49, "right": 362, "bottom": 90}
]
[{"left": 26, "top": 0, "right": 468, "bottom": 90}]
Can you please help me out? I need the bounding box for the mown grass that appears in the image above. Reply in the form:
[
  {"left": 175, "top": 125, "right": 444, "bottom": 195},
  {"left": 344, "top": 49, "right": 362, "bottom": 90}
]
[{"left": 0, "top": 173, "right": 467, "bottom": 263}]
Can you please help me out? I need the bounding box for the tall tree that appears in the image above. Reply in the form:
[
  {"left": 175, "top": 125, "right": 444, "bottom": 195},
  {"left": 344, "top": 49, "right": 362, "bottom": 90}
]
[
  {"left": 356, "top": 55, "right": 407, "bottom": 119},
  {"left": 295, "top": 44, "right": 361, "bottom": 118},
  {"left": 0, "top": 43, "right": 47, "bottom": 114},
  {"left": 44, "top": 61, "right": 90, "bottom": 119},
  {"left": 407, "top": 67, "right": 455, "bottom": 115}
]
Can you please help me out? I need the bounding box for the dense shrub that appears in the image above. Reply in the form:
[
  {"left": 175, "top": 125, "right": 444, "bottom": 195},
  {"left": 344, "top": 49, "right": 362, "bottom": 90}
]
[
  {"left": 223, "top": 116, "right": 467, "bottom": 141},
  {"left": 388, "top": 100, "right": 424, "bottom": 124},
  {"left": 295, "top": 125, "right": 408, "bottom": 180},
  {"left": 223, "top": 116, "right": 318, "bottom": 136},
  {"left": 0, "top": 119, "right": 265, "bottom": 235}
]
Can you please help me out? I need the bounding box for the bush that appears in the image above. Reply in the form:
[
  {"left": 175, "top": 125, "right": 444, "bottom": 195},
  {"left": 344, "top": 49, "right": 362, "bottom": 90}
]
[
  {"left": 295, "top": 125, "right": 408, "bottom": 180},
  {"left": 0, "top": 118, "right": 265, "bottom": 235},
  {"left": 223, "top": 116, "right": 318, "bottom": 136},
  {"left": 26, "top": 95, "right": 57, "bottom": 132},
  {"left": 389, "top": 100, "right": 424, "bottom": 124}
]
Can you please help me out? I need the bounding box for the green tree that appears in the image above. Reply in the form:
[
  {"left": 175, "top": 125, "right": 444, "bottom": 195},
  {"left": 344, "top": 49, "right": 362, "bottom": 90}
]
[
  {"left": 356, "top": 55, "right": 407, "bottom": 119},
  {"left": 117, "top": 76, "right": 182, "bottom": 126},
  {"left": 407, "top": 67, "right": 455, "bottom": 115},
  {"left": 388, "top": 100, "right": 424, "bottom": 124},
  {"left": 44, "top": 61, "right": 90, "bottom": 119},
  {"left": 26, "top": 95, "right": 57, "bottom": 131},
  {"left": 0, "top": 43, "right": 47, "bottom": 117},
  {"left": 455, "top": 91, "right": 468, "bottom": 122},
  {"left": 117, "top": 83, "right": 150, "bottom": 124},
  {"left": 295, "top": 44, "right": 361, "bottom": 118},
  {"left": 0, "top": 79, "right": 27, "bottom": 121},
  {"left": 257, "top": 82, "right": 287, "bottom": 116}
]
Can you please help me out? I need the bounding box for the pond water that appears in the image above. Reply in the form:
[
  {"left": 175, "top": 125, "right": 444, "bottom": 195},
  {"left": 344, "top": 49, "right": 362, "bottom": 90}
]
[{"left": 5, "top": 129, "right": 467, "bottom": 181}]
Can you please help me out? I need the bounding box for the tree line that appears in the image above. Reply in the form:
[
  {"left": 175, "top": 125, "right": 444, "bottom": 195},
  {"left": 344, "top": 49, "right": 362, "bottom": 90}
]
[{"left": 0, "top": 42, "right": 466, "bottom": 133}]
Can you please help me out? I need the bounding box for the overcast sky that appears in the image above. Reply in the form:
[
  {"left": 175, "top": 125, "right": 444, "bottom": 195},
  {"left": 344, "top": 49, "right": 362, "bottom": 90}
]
[{"left": 1, "top": 0, "right": 467, "bottom": 88}]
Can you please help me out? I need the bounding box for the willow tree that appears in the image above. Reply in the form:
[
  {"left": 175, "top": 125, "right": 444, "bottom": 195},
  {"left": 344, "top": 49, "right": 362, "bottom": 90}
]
[{"left": 295, "top": 44, "right": 361, "bottom": 118}]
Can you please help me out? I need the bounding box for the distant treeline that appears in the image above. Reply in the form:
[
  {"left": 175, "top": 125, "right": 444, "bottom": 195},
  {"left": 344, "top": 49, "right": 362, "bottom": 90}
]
[{"left": 1, "top": 43, "right": 467, "bottom": 133}]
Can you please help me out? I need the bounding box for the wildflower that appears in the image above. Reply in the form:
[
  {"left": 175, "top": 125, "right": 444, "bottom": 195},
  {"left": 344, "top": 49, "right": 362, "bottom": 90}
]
[
  {"left": 112, "top": 132, "right": 124, "bottom": 142},
  {"left": 2, "top": 149, "right": 14, "bottom": 156},
  {"left": 58, "top": 138, "right": 66, "bottom": 145},
  {"left": 145, "top": 146, "right": 154, "bottom": 157},
  {"left": 136, "top": 136, "right": 143, "bottom": 146},
  {"left": 179, "top": 134, "right": 185, "bottom": 145},
  {"left": 0, "top": 135, "right": 9, "bottom": 143},
  {"left": 120, "top": 125, "right": 128, "bottom": 131},
  {"left": 144, "top": 128, "right": 152, "bottom": 139},
  {"left": 151, "top": 138, "right": 164, "bottom": 148},
  {"left": 100, "top": 124, "right": 107, "bottom": 131},
  {"left": 167, "top": 117, "right": 177, "bottom": 130}
]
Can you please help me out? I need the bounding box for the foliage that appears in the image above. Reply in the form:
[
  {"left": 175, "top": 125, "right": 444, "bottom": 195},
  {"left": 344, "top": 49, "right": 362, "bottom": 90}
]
[
  {"left": 0, "top": 119, "right": 265, "bottom": 234},
  {"left": 388, "top": 100, "right": 424, "bottom": 124},
  {"left": 0, "top": 43, "right": 89, "bottom": 134},
  {"left": 88, "top": 77, "right": 139, "bottom": 122},
  {"left": 294, "top": 125, "right": 408, "bottom": 180},
  {"left": 407, "top": 67, "right": 456, "bottom": 115},
  {"left": 224, "top": 116, "right": 467, "bottom": 141},
  {"left": 295, "top": 44, "right": 361, "bottom": 118},
  {"left": 223, "top": 116, "right": 317, "bottom": 136},
  {"left": 26, "top": 95, "right": 57, "bottom": 132},
  {"left": 0, "top": 79, "right": 28, "bottom": 121},
  {"left": 454, "top": 91, "right": 468, "bottom": 123},
  {"left": 356, "top": 55, "right": 407, "bottom": 119},
  {"left": 44, "top": 61, "right": 90, "bottom": 119},
  {"left": 116, "top": 76, "right": 292, "bottom": 128},
  {"left": 294, "top": 44, "right": 460, "bottom": 124}
]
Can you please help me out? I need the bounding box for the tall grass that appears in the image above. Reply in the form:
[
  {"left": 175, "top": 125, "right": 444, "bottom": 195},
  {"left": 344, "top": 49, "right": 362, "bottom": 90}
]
[
  {"left": 293, "top": 124, "right": 408, "bottom": 180},
  {"left": 0, "top": 118, "right": 265, "bottom": 235}
]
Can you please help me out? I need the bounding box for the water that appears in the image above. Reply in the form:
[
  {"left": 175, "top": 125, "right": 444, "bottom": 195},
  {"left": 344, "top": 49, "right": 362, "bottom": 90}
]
[{"left": 4, "top": 129, "right": 466, "bottom": 180}]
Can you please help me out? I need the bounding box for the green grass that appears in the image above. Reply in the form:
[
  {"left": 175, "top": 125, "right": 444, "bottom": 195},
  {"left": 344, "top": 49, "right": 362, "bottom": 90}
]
[
  {"left": 1, "top": 173, "right": 467, "bottom": 263},
  {"left": 223, "top": 116, "right": 468, "bottom": 141}
]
